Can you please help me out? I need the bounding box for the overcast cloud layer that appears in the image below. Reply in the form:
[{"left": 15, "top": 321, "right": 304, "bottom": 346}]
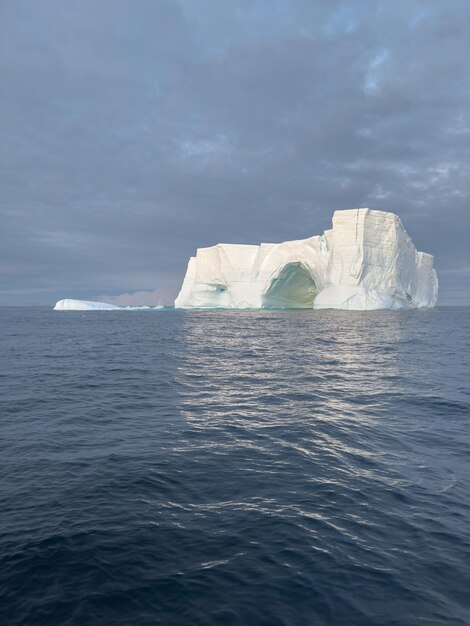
[{"left": 1, "top": 0, "right": 469, "bottom": 305}]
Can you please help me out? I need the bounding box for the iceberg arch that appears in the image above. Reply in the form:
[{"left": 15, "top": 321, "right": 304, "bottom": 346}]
[{"left": 262, "top": 262, "right": 318, "bottom": 309}]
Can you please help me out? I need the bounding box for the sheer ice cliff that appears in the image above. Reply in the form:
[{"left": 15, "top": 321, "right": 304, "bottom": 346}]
[{"left": 175, "top": 209, "right": 438, "bottom": 310}]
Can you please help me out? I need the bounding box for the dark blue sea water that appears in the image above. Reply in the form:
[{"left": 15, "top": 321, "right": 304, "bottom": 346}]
[{"left": 1, "top": 306, "right": 469, "bottom": 626}]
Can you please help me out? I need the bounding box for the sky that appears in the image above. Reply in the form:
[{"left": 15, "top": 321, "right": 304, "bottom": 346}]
[{"left": 1, "top": 0, "right": 469, "bottom": 306}]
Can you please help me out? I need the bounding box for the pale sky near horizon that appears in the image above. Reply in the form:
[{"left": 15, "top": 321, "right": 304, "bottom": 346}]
[{"left": 1, "top": 0, "right": 469, "bottom": 305}]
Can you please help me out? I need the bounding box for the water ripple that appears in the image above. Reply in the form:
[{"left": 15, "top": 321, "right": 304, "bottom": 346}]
[{"left": 0, "top": 307, "right": 469, "bottom": 625}]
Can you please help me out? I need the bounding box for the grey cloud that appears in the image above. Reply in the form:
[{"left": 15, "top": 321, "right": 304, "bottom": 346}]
[{"left": 1, "top": 0, "right": 469, "bottom": 305}]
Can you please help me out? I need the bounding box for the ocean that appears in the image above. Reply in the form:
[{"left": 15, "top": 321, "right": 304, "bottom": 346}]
[{"left": 1, "top": 306, "right": 469, "bottom": 626}]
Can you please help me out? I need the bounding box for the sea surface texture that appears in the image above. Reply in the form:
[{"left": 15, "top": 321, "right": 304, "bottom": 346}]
[{"left": 1, "top": 306, "right": 469, "bottom": 626}]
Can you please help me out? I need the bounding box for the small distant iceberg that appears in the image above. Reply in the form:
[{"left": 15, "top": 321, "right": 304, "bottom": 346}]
[{"left": 54, "top": 299, "right": 163, "bottom": 311}]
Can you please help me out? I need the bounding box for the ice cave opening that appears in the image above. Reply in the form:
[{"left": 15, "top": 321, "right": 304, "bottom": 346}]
[{"left": 262, "top": 262, "right": 318, "bottom": 309}]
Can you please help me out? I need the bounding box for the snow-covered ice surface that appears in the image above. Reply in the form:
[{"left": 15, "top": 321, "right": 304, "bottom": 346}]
[
  {"left": 54, "top": 299, "right": 163, "bottom": 311},
  {"left": 175, "top": 208, "right": 438, "bottom": 310},
  {"left": 54, "top": 300, "right": 121, "bottom": 311}
]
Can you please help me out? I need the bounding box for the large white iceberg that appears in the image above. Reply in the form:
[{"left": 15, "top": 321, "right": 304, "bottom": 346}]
[
  {"left": 54, "top": 299, "right": 162, "bottom": 311},
  {"left": 175, "top": 208, "right": 438, "bottom": 310}
]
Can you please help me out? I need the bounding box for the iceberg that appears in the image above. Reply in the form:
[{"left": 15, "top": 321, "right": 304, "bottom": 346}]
[
  {"left": 175, "top": 208, "right": 438, "bottom": 310},
  {"left": 54, "top": 299, "right": 121, "bottom": 311},
  {"left": 53, "top": 299, "right": 163, "bottom": 311}
]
